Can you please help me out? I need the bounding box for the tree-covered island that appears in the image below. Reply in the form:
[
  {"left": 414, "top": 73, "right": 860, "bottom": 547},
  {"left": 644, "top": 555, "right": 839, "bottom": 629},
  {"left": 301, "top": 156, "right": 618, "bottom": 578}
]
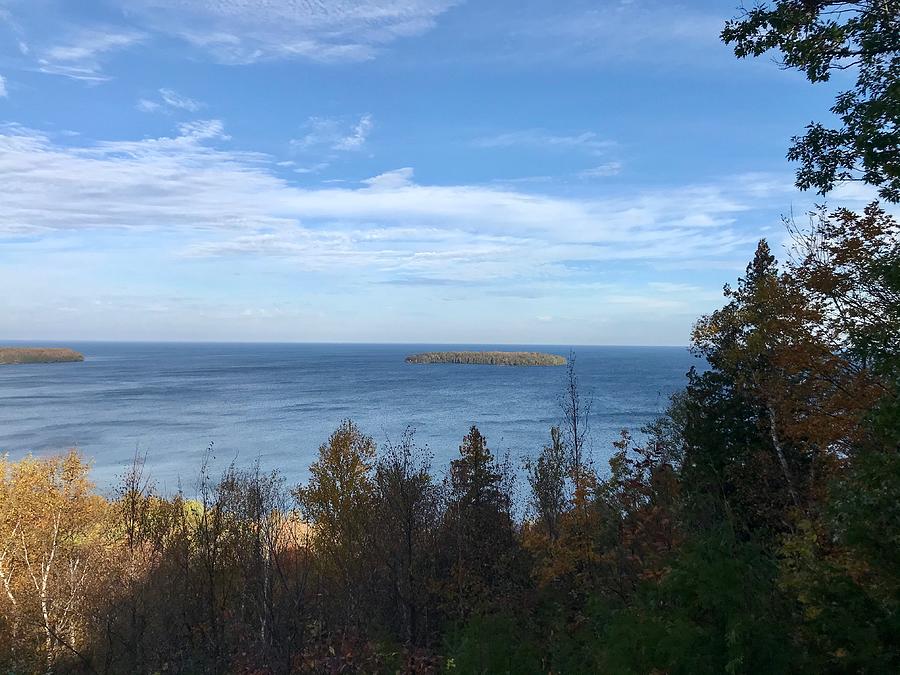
[
  {"left": 406, "top": 350, "right": 566, "bottom": 366},
  {"left": 0, "top": 347, "right": 84, "bottom": 365}
]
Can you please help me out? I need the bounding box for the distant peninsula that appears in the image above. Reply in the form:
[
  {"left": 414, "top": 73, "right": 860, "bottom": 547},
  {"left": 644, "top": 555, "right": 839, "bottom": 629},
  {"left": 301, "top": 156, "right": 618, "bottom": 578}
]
[
  {"left": 0, "top": 347, "right": 84, "bottom": 365},
  {"left": 405, "top": 351, "right": 566, "bottom": 367}
]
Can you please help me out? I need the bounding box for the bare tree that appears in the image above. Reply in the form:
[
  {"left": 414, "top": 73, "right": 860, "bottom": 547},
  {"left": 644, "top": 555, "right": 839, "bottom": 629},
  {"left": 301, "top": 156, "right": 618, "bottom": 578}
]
[{"left": 560, "top": 352, "right": 593, "bottom": 500}]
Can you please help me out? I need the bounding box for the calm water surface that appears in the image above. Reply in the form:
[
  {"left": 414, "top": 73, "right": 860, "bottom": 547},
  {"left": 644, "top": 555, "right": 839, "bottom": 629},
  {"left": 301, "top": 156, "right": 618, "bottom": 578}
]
[{"left": 0, "top": 343, "right": 700, "bottom": 492}]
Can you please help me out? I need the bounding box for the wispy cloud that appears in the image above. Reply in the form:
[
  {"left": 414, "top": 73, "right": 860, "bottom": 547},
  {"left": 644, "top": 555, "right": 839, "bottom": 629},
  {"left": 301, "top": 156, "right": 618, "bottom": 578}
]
[
  {"left": 457, "top": 1, "right": 729, "bottom": 68},
  {"left": 0, "top": 6, "right": 29, "bottom": 58},
  {"left": 648, "top": 282, "right": 703, "bottom": 294},
  {"left": 578, "top": 162, "right": 622, "bottom": 178},
  {"left": 475, "top": 129, "right": 623, "bottom": 178},
  {"left": 38, "top": 28, "right": 145, "bottom": 81},
  {"left": 159, "top": 88, "right": 203, "bottom": 112},
  {"left": 0, "top": 74, "right": 6, "bottom": 98},
  {"left": 136, "top": 98, "right": 161, "bottom": 113},
  {"left": 293, "top": 114, "right": 374, "bottom": 153},
  {"left": 124, "top": 0, "right": 459, "bottom": 64},
  {"left": 333, "top": 114, "right": 374, "bottom": 151},
  {"left": 176, "top": 119, "right": 230, "bottom": 141},
  {"left": 138, "top": 88, "right": 205, "bottom": 113},
  {"left": 0, "top": 122, "right": 795, "bottom": 287},
  {"left": 474, "top": 129, "right": 614, "bottom": 156}
]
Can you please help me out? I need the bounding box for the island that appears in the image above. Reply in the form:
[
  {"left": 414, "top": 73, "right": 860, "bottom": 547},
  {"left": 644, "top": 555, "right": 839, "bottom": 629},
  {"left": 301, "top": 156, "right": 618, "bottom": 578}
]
[
  {"left": 0, "top": 347, "right": 85, "bottom": 365},
  {"left": 405, "top": 351, "right": 566, "bottom": 367}
]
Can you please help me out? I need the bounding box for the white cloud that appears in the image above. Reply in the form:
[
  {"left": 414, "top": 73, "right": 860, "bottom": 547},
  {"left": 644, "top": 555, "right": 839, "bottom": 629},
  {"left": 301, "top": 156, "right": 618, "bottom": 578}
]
[
  {"left": 38, "top": 28, "right": 145, "bottom": 81},
  {"left": 0, "top": 74, "right": 6, "bottom": 97},
  {"left": 136, "top": 98, "right": 161, "bottom": 112},
  {"left": 294, "top": 162, "right": 330, "bottom": 174},
  {"left": 0, "top": 121, "right": 790, "bottom": 286},
  {"left": 43, "top": 32, "right": 140, "bottom": 62},
  {"left": 123, "top": 0, "right": 459, "bottom": 64},
  {"left": 293, "top": 114, "right": 374, "bottom": 154},
  {"left": 362, "top": 167, "right": 414, "bottom": 190},
  {"left": 825, "top": 181, "right": 882, "bottom": 203}
]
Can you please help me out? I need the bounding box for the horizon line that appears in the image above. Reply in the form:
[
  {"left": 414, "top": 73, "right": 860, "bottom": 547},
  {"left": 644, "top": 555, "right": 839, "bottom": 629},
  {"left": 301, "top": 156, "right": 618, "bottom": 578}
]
[{"left": 1, "top": 338, "right": 692, "bottom": 349}]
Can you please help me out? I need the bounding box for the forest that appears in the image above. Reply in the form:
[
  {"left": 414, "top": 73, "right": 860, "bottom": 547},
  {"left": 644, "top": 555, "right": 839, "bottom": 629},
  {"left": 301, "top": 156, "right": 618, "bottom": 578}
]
[{"left": 1, "top": 2, "right": 898, "bottom": 673}]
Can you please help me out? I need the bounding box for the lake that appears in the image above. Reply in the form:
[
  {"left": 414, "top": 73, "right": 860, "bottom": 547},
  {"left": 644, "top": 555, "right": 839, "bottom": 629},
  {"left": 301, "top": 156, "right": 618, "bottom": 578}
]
[{"left": 0, "top": 342, "right": 701, "bottom": 493}]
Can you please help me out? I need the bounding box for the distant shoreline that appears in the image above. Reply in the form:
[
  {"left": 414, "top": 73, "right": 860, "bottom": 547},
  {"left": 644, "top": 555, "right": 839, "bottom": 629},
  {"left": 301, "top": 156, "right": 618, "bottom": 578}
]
[
  {"left": 405, "top": 351, "right": 566, "bottom": 367},
  {"left": 0, "top": 347, "right": 84, "bottom": 365}
]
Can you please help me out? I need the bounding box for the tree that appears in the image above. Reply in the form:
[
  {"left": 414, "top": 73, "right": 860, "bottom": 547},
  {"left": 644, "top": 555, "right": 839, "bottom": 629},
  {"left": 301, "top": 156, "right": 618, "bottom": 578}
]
[
  {"left": 599, "top": 529, "right": 793, "bottom": 675},
  {"left": 789, "top": 203, "right": 900, "bottom": 372},
  {"left": 108, "top": 451, "right": 160, "bottom": 673},
  {"left": 777, "top": 204, "right": 900, "bottom": 670},
  {"left": 524, "top": 426, "right": 567, "bottom": 542},
  {"left": 438, "top": 426, "right": 522, "bottom": 622},
  {"left": 371, "top": 429, "right": 438, "bottom": 645},
  {"left": 689, "top": 241, "right": 814, "bottom": 527},
  {"left": 0, "top": 451, "right": 109, "bottom": 673},
  {"left": 560, "top": 353, "right": 593, "bottom": 503},
  {"left": 723, "top": 1, "right": 900, "bottom": 201},
  {"left": 213, "top": 463, "right": 296, "bottom": 660},
  {"left": 294, "top": 419, "right": 376, "bottom": 629}
]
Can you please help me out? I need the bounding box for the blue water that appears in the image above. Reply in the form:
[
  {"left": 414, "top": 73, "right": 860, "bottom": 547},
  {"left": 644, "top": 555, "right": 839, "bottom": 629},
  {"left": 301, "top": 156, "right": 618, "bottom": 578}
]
[{"left": 0, "top": 342, "right": 700, "bottom": 493}]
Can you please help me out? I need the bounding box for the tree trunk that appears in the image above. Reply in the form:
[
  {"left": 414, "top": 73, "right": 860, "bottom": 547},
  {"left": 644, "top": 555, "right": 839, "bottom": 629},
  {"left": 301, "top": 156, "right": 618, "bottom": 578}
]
[{"left": 767, "top": 402, "right": 801, "bottom": 508}]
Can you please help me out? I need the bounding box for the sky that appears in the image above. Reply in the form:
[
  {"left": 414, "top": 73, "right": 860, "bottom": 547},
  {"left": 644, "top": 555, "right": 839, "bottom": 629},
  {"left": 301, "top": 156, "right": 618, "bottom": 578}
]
[{"left": 0, "top": 0, "right": 876, "bottom": 345}]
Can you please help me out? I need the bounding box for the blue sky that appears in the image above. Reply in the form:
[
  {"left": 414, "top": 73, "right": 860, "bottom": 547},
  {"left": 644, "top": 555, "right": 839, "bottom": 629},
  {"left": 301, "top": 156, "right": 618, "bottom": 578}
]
[{"left": 0, "top": 0, "right": 875, "bottom": 344}]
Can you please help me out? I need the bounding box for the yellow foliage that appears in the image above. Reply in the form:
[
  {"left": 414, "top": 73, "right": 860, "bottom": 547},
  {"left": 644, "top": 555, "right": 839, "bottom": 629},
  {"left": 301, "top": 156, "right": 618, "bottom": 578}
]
[{"left": 0, "top": 450, "right": 113, "bottom": 672}]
